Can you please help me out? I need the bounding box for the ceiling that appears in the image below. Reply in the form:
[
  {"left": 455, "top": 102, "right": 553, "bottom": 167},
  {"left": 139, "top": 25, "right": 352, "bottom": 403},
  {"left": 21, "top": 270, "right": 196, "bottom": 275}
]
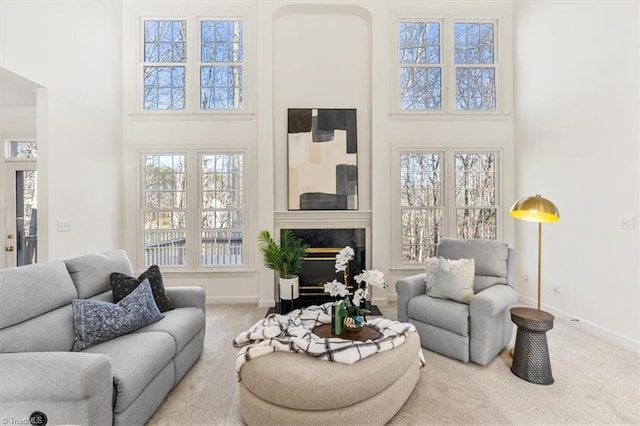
[{"left": 0, "top": 67, "right": 40, "bottom": 108}]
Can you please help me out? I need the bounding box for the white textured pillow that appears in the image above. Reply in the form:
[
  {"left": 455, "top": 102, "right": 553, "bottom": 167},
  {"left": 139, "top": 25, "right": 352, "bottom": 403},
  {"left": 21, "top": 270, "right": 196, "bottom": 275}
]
[
  {"left": 428, "top": 257, "right": 475, "bottom": 304},
  {"left": 424, "top": 257, "right": 440, "bottom": 292}
]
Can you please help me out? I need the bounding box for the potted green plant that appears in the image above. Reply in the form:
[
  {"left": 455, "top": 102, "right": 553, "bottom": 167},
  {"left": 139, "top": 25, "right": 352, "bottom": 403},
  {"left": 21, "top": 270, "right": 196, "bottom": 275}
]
[{"left": 257, "top": 229, "right": 309, "bottom": 301}]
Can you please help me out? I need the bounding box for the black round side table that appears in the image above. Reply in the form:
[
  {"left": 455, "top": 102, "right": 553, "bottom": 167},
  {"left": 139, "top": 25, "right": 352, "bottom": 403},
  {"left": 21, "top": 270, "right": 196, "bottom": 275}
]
[{"left": 510, "top": 307, "right": 555, "bottom": 385}]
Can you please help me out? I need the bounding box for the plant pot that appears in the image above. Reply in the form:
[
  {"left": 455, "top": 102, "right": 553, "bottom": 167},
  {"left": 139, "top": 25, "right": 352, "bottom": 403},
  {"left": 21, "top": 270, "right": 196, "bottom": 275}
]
[{"left": 279, "top": 276, "right": 299, "bottom": 300}]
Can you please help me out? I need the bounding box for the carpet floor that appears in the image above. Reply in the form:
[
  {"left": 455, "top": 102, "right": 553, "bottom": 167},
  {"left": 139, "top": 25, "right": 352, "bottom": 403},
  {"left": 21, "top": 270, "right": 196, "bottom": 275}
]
[{"left": 147, "top": 303, "right": 640, "bottom": 425}]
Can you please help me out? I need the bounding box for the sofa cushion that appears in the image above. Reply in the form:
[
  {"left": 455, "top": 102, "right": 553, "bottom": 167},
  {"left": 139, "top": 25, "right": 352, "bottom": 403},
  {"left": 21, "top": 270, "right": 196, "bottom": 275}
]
[
  {"left": 110, "top": 265, "right": 174, "bottom": 312},
  {"left": 65, "top": 250, "right": 133, "bottom": 299},
  {"left": 437, "top": 238, "right": 508, "bottom": 278},
  {"left": 72, "top": 281, "right": 164, "bottom": 351},
  {"left": 0, "top": 306, "right": 76, "bottom": 353},
  {"left": 474, "top": 275, "right": 508, "bottom": 293},
  {"left": 0, "top": 261, "right": 77, "bottom": 329},
  {"left": 408, "top": 294, "right": 469, "bottom": 336},
  {"left": 134, "top": 307, "right": 205, "bottom": 354},
  {"left": 428, "top": 257, "right": 475, "bottom": 304},
  {"left": 82, "top": 330, "right": 175, "bottom": 413},
  {"left": 424, "top": 257, "right": 439, "bottom": 292}
]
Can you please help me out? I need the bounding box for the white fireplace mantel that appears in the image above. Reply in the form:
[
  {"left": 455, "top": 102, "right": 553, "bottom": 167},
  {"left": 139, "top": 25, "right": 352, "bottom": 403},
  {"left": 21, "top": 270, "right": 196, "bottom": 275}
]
[{"left": 274, "top": 210, "right": 372, "bottom": 229}]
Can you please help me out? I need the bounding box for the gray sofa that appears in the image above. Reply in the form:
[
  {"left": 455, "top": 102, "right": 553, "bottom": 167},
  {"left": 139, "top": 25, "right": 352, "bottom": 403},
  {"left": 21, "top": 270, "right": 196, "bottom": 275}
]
[
  {"left": 396, "top": 238, "right": 518, "bottom": 365},
  {"left": 0, "top": 250, "right": 206, "bottom": 425}
]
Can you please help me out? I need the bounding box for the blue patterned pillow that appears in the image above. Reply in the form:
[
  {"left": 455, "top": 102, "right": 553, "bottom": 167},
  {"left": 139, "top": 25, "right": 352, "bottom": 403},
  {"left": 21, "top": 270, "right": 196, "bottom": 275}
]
[{"left": 72, "top": 280, "right": 164, "bottom": 351}]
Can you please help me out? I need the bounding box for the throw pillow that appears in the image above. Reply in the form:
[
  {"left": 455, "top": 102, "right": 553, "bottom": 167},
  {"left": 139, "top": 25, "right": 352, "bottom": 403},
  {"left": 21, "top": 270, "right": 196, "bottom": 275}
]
[
  {"left": 427, "top": 257, "right": 475, "bottom": 304},
  {"left": 110, "top": 265, "right": 174, "bottom": 312},
  {"left": 72, "top": 280, "right": 164, "bottom": 351},
  {"left": 424, "top": 257, "right": 440, "bottom": 293}
]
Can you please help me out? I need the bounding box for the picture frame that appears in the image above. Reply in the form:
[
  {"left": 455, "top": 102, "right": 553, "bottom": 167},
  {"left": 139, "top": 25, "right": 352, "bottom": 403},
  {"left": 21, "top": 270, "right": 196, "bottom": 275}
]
[{"left": 287, "top": 108, "right": 358, "bottom": 210}]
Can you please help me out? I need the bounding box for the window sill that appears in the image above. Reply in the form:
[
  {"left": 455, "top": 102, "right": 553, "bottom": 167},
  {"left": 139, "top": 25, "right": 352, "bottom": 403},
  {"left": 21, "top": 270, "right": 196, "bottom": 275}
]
[
  {"left": 389, "top": 265, "right": 427, "bottom": 275},
  {"left": 388, "top": 111, "right": 512, "bottom": 121},
  {"left": 127, "top": 111, "right": 256, "bottom": 121},
  {"left": 138, "top": 268, "right": 257, "bottom": 279}
]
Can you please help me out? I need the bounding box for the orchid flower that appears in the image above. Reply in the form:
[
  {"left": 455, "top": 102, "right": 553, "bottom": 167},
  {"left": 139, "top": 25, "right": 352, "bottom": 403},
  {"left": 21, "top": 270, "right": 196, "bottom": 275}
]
[
  {"left": 323, "top": 279, "right": 349, "bottom": 298},
  {"left": 352, "top": 287, "right": 368, "bottom": 307},
  {"left": 354, "top": 269, "right": 387, "bottom": 289}
]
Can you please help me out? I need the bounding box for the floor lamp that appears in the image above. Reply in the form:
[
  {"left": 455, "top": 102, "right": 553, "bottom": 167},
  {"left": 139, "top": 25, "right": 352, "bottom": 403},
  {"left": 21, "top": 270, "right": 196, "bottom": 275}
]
[{"left": 509, "top": 194, "right": 560, "bottom": 310}]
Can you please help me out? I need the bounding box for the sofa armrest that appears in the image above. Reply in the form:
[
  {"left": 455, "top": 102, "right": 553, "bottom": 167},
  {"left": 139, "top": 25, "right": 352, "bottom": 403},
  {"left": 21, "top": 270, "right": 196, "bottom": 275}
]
[
  {"left": 395, "top": 273, "right": 427, "bottom": 322},
  {"left": 0, "top": 352, "right": 113, "bottom": 425},
  {"left": 470, "top": 284, "right": 518, "bottom": 318},
  {"left": 166, "top": 286, "right": 206, "bottom": 312}
]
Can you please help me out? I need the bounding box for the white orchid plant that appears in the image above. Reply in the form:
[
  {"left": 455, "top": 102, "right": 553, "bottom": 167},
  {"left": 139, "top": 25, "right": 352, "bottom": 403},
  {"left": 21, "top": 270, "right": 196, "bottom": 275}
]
[{"left": 323, "top": 246, "right": 387, "bottom": 320}]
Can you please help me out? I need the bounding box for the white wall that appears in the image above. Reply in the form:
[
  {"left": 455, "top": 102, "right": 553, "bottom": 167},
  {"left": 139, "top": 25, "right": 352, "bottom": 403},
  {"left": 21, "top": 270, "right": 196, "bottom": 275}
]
[
  {"left": 0, "top": 1, "right": 123, "bottom": 259},
  {"left": 514, "top": 0, "right": 640, "bottom": 352}
]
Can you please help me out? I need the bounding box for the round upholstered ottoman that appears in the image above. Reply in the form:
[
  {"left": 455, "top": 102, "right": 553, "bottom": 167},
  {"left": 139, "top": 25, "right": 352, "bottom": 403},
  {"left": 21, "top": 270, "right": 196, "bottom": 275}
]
[{"left": 239, "top": 331, "right": 421, "bottom": 426}]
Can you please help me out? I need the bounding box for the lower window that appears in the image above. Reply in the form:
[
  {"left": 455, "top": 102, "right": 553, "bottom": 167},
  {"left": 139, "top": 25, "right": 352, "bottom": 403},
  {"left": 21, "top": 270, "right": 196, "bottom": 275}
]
[
  {"left": 141, "top": 151, "right": 246, "bottom": 269},
  {"left": 399, "top": 150, "right": 499, "bottom": 263}
]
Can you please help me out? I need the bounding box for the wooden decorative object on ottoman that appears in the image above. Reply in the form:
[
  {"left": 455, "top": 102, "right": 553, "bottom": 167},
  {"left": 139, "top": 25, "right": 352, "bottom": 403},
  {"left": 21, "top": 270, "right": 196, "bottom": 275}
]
[{"left": 238, "top": 332, "right": 421, "bottom": 426}]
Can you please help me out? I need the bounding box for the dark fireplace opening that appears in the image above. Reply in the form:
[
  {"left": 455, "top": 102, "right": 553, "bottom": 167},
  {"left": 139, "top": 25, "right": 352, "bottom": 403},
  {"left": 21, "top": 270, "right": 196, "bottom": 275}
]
[{"left": 285, "top": 228, "right": 365, "bottom": 306}]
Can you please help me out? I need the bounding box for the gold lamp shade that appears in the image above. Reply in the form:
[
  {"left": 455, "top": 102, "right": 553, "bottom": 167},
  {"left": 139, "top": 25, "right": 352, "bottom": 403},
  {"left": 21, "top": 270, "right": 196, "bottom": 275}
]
[{"left": 510, "top": 195, "right": 560, "bottom": 223}]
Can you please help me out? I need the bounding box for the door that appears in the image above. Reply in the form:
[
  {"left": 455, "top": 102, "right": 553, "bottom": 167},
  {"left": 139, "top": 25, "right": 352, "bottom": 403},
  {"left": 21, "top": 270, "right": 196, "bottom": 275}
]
[{"left": 2, "top": 141, "right": 37, "bottom": 268}]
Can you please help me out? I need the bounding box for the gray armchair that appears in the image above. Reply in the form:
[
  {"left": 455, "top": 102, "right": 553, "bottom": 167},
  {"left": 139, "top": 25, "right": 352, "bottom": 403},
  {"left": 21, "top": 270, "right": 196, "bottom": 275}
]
[{"left": 396, "top": 238, "right": 518, "bottom": 365}]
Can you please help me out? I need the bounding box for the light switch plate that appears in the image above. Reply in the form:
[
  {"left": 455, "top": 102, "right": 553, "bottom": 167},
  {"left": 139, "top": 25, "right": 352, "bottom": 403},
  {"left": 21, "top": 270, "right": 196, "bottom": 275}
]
[{"left": 57, "top": 220, "right": 71, "bottom": 232}]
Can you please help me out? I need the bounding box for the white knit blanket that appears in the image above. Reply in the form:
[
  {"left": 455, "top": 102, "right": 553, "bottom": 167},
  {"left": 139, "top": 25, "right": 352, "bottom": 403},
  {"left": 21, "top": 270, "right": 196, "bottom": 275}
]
[{"left": 233, "top": 303, "right": 425, "bottom": 380}]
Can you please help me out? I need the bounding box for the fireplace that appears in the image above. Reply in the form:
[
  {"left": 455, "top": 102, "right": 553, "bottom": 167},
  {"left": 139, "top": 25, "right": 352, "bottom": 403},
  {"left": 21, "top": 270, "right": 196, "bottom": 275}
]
[{"left": 285, "top": 228, "right": 365, "bottom": 306}]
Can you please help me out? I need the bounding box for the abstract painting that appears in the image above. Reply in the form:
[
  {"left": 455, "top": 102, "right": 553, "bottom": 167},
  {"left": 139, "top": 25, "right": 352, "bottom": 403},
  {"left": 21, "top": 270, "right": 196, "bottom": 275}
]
[{"left": 287, "top": 108, "right": 358, "bottom": 210}]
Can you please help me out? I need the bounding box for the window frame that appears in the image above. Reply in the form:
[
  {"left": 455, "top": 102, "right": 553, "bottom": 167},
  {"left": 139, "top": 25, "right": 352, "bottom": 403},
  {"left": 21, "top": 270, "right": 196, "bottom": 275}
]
[
  {"left": 137, "top": 148, "right": 249, "bottom": 273},
  {"left": 133, "top": 11, "right": 253, "bottom": 119},
  {"left": 197, "top": 150, "right": 246, "bottom": 269},
  {"left": 198, "top": 18, "right": 245, "bottom": 111},
  {"left": 390, "top": 9, "right": 510, "bottom": 119},
  {"left": 141, "top": 19, "right": 188, "bottom": 111},
  {"left": 398, "top": 19, "right": 444, "bottom": 112},
  {"left": 450, "top": 20, "right": 498, "bottom": 112},
  {"left": 392, "top": 146, "right": 502, "bottom": 268},
  {"left": 4, "top": 139, "right": 37, "bottom": 161}
]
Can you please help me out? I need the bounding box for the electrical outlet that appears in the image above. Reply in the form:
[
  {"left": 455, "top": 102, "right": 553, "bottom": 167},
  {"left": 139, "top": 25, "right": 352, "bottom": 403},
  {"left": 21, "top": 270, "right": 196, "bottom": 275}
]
[
  {"left": 524, "top": 275, "right": 529, "bottom": 284},
  {"left": 57, "top": 220, "right": 72, "bottom": 232},
  {"left": 552, "top": 283, "right": 560, "bottom": 294}
]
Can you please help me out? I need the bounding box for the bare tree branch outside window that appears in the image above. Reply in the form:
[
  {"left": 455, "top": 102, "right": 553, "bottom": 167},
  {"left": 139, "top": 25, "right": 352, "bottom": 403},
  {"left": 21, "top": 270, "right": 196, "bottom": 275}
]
[
  {"left": 143, "top": 20, "right": 186, "bottom": 110},
  {"left": 143, "top": 154, "right": 187, "bottom": 266},
  {"left": 399, "top": 21, "right": 441, "bottom": 110},
  {"left": 200, "top": 20, "right": 243, "bottom": 110},
  {"left": 400, "top": 153, "right": 442, "bottom": 262},
  {"left": 400, "top": 151, "right": 499, "bottom": 264},
  {"left": 201, "top": 153, "right": 244, "bottom": 265}
]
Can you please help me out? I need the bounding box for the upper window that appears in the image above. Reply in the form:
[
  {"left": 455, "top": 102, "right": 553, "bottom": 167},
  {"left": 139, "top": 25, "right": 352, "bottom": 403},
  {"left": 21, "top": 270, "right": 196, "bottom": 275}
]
[
  {"left": 398, "top": 150, "right": 499, "bottom": 263},
  {"left": 396, "top": 17, "right": 499, "bottom": 114},
  {"left": 454, "top": 22, "right": 496, "bottom": 110},
  {"left": 200, "top": 20, "right": 243, "bottom": 110},
  {"left": 140, "top": 17, "right": 246, "bottom": 113},
  {"left": 141, "top": 151, "right": 246, "bottom": 270},
  {"left": 399, "top": 21, "right": 442, "bottom": 110},
  {"left": 143, "top": 20, "right": 186, "bottom": 110}
]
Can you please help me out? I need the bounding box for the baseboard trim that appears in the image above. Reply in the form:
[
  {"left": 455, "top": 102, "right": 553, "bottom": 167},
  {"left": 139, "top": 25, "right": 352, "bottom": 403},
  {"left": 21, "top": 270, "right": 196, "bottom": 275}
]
[
  {"left": 206, "top": 296, "right": 259, "bottom": 305},
  {"left": 258, "top": 299, "right": 274, "bottom": 309},
  {"left": 519, "top": 296, "right": 640, "bottom": 355}
]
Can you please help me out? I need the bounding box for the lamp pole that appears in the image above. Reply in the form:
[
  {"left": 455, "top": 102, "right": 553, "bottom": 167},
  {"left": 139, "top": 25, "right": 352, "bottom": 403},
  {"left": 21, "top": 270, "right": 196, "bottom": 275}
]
[{"left": 537, "top": 222, "right": 542, "bottom": 311}]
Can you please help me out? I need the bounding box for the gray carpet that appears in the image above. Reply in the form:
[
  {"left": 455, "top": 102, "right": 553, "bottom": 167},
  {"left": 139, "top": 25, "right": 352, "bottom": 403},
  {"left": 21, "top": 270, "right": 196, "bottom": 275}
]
[{"left": 148, "top": 303, "right": 640, "bottom": 425}]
